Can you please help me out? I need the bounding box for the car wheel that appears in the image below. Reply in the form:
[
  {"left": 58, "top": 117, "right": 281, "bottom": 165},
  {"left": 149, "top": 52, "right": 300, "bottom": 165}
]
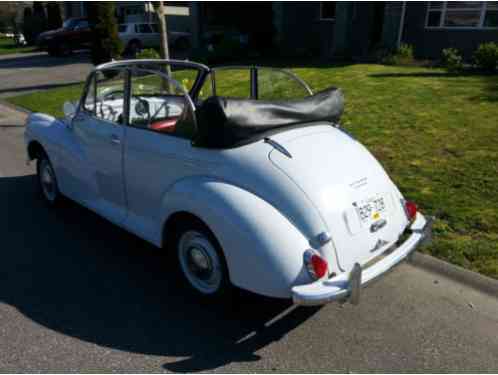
[
  {"left": 127, "top": 40, "right": 142, "bottom": 56},
  {"left": 47, "top": 47, "right": 57, "bottom": 57},
  {"left": 58, "top": 42, "right": 71, "bottom": 56},
  {"left": 175, "top": 220, "right": 232, "bottom": 298},
  {"left": 36, "top": 154, "right": 61, "bottom": 206}
]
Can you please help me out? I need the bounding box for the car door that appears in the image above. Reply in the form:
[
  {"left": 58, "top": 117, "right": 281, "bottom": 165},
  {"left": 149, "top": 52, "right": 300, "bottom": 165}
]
[
  {"left": 73, "top": 19, "right": 92, "bottom": 48},
  {"left": 123, "top": 67, "right": 199, "bottom": 244},
  {"left": 71, "top": 68, "right": 128, "bottom": 225}
]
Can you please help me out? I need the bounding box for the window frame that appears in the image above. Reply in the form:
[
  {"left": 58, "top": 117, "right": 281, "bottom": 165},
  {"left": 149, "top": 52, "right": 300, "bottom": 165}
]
[
  {"left": 209, "top": 66, "right": 313, "bottom": 100},
  {"left": 79, "top": 67, "right": 130, "bottom": 127},
  {"left": 127, "top": 67, "right": 198, "bottom": 139},
  {"left": 425, "top": 2, "right": 498, "bottom": 30},
  {"left": 319, "top": 2, "right": 336, "bottom": 21}
]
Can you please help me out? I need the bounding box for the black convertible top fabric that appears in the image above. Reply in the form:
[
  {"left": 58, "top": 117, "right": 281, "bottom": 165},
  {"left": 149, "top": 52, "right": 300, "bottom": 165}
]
[{"left": 194, "top": 87, "right": 344, "bottom": 148}]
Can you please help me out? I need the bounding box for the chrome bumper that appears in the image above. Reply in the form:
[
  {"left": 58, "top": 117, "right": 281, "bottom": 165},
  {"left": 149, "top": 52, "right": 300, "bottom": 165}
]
[{"left": 292, "top": 213, "right": 433, "bottom": 306}]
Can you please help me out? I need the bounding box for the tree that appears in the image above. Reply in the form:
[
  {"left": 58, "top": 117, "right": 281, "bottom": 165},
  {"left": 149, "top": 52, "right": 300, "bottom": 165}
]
[
  {"left": 46, "top": 3, "right": 62, "bottom": 30},
  {"left": 90, "top": 3, "right": 123, "bottom": 66}
]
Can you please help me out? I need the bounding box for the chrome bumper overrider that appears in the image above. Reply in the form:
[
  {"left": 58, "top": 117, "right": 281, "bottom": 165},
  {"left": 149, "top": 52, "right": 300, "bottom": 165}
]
[{"left": 292, "top": 213, "right": 433, "bottom": 306}]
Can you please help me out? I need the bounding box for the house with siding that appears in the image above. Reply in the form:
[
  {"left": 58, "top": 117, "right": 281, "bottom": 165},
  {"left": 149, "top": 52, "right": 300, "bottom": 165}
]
[{"left": 60, "top": 1, "right": 498, "bottom": 61}]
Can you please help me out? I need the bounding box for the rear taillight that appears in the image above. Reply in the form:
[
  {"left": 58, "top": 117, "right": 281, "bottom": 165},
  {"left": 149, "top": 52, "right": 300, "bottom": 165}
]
[
  {"left": 304, "top": 250, "right": 328, "bottom": 280},
  {"left": 404, "top": 200, "right": 417, "bottom": 222}
]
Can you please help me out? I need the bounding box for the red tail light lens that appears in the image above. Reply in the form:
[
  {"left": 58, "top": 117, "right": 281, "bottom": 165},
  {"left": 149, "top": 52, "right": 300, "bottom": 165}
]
[
  {"left": 311, "top": 254, "right": 328, "bottom": 279},
  {"left": 404, "top": 200, "right": 417, "bottom": 222},
  {"left": 304, "top": 250, "right": 328, "bottom": 280}
]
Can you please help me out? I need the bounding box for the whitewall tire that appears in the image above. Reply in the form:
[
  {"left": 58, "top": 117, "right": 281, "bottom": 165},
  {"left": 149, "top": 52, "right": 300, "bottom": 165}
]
[
  {"left": 36, "top": 155, "right": 61, "bottom": 205},
  {"left": 175, "top": 221, "right": 231, "bottom": 298}
]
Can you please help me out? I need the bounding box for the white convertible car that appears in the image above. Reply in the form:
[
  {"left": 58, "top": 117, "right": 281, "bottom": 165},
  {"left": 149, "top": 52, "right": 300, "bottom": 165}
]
[{"left": 24, "top": 60, "right": 432, "bottom": 305}]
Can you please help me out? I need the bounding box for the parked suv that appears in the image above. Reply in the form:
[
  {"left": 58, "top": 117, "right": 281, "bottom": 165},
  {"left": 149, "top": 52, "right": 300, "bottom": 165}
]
[
  {"left": 118, "top": 23, "right": 191, "bottom": 54},
  {"left": 37, "top": 18, "right": 93, "bottom": 56}
]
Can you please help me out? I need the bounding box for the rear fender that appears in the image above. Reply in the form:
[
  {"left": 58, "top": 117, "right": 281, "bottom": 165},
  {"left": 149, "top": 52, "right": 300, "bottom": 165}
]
[{"left": 160, "top": 177, "right": 312, "bottom": 298}]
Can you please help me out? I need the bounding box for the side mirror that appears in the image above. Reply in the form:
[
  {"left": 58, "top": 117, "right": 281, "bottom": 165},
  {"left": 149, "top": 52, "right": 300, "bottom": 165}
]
[{"left": 63, "top": 101, "right": 77, "bottom": 117}]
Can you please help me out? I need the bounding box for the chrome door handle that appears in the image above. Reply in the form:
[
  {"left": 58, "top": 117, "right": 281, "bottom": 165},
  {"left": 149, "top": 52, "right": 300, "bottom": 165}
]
[{"left": 110, "top": 134, "right": 121, "bottom": 145}]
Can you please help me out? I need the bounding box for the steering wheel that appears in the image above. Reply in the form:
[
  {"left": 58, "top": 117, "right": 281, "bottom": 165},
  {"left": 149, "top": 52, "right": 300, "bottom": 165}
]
[
  {"left": 134, "top": 96, "right": 151, "bottom": 125},
  {"left": 98, "top": 102, "right": 118, "bottom": 121}
]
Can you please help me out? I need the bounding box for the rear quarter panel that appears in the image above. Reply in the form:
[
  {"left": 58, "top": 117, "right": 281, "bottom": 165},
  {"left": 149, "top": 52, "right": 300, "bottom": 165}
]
[{"left": 161, "top": 177, "right": 312, "bottom": 298}]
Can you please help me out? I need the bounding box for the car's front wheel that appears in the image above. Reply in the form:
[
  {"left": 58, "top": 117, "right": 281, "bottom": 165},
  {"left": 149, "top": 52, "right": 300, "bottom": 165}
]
[
  {"left": 175, "top": 220, "right": 232, "bottom": 299},
  {"left": 36, "top": 155, "right": 61, "bottom": 206}
]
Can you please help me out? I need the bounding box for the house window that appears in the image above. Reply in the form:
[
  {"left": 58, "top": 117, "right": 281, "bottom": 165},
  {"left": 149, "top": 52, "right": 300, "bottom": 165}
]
[
  {"left": 426, "top": 1, "right": 498, "bottom": 28},
  {"left": 320, "top": 2, "right": 336, "bottom": 20}
]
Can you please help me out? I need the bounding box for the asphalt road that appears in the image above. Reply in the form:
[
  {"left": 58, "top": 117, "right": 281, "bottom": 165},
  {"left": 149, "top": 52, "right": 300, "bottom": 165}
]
[
  {"left": 1, "top": 55, "right": 498, "bottom": 371},
  {"left": 0, "top": 51, "right": 93, "bottom": 99},
  {"left": 1, "top": 118, "right": 498, "bottom": 373}
]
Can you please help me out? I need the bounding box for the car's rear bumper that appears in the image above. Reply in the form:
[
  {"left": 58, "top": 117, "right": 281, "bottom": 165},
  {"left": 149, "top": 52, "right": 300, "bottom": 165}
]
[{"left": 291, "top": 213, "right": 433, "bottom": 306}]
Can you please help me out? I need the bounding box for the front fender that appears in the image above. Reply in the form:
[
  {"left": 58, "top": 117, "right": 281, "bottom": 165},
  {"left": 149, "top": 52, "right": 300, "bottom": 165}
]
[
  {"left": 25, "top": 113, "right": 62, "bottom": 161},
  {"left": 160, "top": 177, "right": 312, "bottom": 298}
]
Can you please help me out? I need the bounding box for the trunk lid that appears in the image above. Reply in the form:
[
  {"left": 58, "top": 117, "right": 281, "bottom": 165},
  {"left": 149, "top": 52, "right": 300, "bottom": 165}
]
[{"left": 268, "top": 126, "right": 408, "bottom": 272}]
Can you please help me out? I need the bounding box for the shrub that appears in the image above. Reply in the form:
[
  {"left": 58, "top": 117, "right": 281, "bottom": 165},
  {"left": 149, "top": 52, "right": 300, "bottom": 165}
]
[
  {"left": 441, "top": 48, "right": 463, "bottom": 73},
  {"left": 474, "top": 42, "right": 498, "bottom": 72},
  {"left": 22, "top": 5, "right": 48, "bottom": 46},
  {"left": 90, "top": 3, "right": 123, "bottom": 66},
  {"left": 46, "top": 3, "right": 62, "bottom": 30},
  {"left": 382, "top": 44, "right": 415, "bottom": 66},
  {"left": 136, "top": 48, "right": 160, "bottom": 59}
]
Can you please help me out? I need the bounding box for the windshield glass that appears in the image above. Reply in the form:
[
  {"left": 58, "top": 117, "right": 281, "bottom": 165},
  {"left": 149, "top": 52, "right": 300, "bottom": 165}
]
[
  {"left": 131, "top": 62, "right": 201, "bottom": 94},
  {"left": 63, "top": 19, "right": 80, "bottom": 30},
  {"left": 118, "top": 24, "right": 128, "bottom": 33}
]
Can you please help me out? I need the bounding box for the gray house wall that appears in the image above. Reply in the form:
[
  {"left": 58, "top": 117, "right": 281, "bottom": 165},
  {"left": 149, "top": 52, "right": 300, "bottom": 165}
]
[
  {"left": 276, "top": 2, "right": 334, "bottom": 58},
  {"left": 402, "top": 2, "right": 498, "bottom": 60}
]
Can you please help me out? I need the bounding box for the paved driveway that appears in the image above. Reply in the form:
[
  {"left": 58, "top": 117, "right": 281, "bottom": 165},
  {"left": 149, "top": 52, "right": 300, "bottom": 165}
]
[
  {"left": 0, "top": 123, "right": 498, "bottom": 372},
  {"left": 0, "top": 51, "right": 92, "bottom": 99}
]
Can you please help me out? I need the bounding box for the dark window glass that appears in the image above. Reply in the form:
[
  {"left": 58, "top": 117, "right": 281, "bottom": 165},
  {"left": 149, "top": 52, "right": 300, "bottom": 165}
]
[
  {"left": 427, "top": 11, "right": 442, "bottom": 26},
  {"left": 484, "top": 10, "right": 498, "bottom": 27},
  {"left": 446, "top": 1, "right": 482, "bottom": 9},
  {"left": 444, "top": 10, "right": 480, "bottom": 27},
  {"left": 485, "top": 2, "right": 498, "bottom": 27},
  {"left": 321, "top": 2, "right": 336, "bottom": 20},
  {"left": 137, "top": 24, "right": 152, "bottom": 33}
]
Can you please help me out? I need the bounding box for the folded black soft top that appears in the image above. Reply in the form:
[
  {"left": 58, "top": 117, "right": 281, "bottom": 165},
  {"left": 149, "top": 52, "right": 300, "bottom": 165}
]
[{"left": 194, "top": 87, "right": 344, "bottom": 148}]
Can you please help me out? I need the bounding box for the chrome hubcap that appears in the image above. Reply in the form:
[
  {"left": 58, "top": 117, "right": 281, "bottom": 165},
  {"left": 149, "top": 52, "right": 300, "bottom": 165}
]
[
  {"left": 40, "top": 160, "right": 56, "bottom": 202},
  {"left": 178, "top": 231, "right": 222, "bottom": 294}
]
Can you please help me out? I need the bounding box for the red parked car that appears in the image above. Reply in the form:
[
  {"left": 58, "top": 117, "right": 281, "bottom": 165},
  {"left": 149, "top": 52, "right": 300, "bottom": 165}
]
[{"left": 37, "top": 18, "right": 93, "bottom": 56}]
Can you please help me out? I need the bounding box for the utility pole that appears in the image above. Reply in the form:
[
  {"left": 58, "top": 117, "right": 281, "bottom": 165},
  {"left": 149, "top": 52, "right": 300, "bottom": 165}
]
[
  {"left": 156, "top": 1, "right": 170, "bottom": 61},
  {"left": 397, "top": 2, "right": 407, "bottom": 50},
  {"left": 155, "top": 1, "right": 172, "bottom": 90}
]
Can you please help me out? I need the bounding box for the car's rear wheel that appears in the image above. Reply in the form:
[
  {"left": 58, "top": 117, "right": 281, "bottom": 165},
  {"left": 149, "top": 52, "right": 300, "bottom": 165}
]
[
  {"left": 36, "top": 155, "right": 61, "bottom": 206},
  {"left": 47, "top": 46, "right": 57, "bottom": 57},
  {"left": 58, "top": 42, "right": 71, "bottom": 56},
  {"left": 174, "top": 220, "right": 232, "bottom": 298},
  {"left": 127, "top": 40, "right": 142, "bottom": 57}
]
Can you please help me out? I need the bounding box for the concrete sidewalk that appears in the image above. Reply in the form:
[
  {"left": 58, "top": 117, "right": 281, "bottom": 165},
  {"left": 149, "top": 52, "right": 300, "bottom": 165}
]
[{"left": 0, "top": 102, "right": 28, "bottom": 126}]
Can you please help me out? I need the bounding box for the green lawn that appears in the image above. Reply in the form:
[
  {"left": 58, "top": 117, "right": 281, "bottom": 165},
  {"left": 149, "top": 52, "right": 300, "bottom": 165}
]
[
  {"left": 0, "top": 37, "right": 37, "bottom": 55},
  {"left": 6, "top": 64, "right": 498, "bottom": 279}
]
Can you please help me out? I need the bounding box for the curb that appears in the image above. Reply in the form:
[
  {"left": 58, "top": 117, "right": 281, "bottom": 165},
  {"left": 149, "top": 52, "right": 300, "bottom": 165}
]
[
  {"left": 411, "top": 252, "right": 498, "bottom": 298},
  {"left": 0, "top": 99, "right": 32, "bottom": 115}
]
